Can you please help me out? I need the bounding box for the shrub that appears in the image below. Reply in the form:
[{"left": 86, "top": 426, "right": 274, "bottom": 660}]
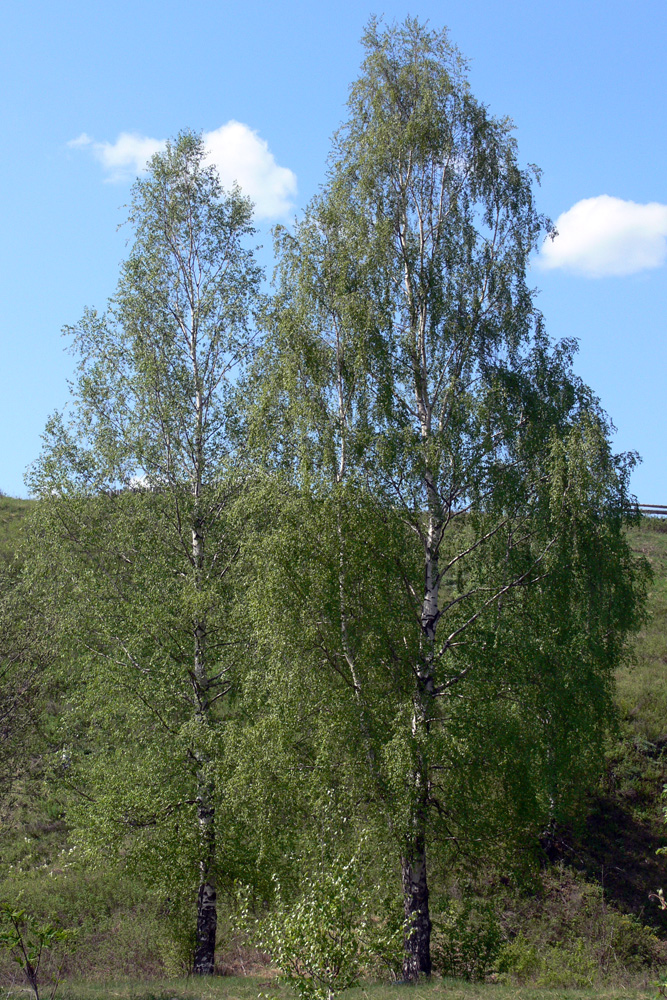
[
  {"left": 240, "top": 848, "right": 392, "bottom": 1000},
  {"left": 496, "top": 867, "right": 666, "bottom": 987},
  {"left": 431, "top": 895, "right": 501, "bottom": 981},
  {"left": 497, "top": 934, "right": 597, "bottom": 988}
]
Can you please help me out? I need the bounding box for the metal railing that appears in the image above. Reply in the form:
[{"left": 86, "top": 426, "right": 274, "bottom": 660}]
[{"left": 638, "top": 504, "right": 667, "bottom": 516}]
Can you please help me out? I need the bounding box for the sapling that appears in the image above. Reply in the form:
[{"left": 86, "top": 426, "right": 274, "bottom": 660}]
[
  {"left": 0, "top": 903, "right": 75, "bottom": 1000},
  {"left": 240, "top": 848, "right": 388, "bottom": 1000}
]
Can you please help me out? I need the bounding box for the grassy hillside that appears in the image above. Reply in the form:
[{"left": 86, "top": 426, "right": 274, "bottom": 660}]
[
  {"left": 1, "top": 501, "right": 667, "bottom": 990},
  {"left": 550, "top": 519, "right": 667, "bottom": 931},
  {"left": 0, "top": 494, "right": 33, "bottom": 570},
  {"left": 619, "top": 519, "right": 667, "bottom": 744}
]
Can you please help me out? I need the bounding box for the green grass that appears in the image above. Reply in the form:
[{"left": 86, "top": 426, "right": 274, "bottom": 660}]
[
  {"left": 0, "top": 494, "right": 34, "bottom": 570},
  {"left": 535, "top": 518, "right": 667, "bottom": 934},
  {"left": 34, "top": 977, "right": 659, "bottom": 1000},
  {"left": 619, "top": 519, "right": 667, "bottom": 743}
]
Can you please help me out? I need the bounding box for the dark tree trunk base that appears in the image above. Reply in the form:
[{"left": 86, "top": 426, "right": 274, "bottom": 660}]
[
  {"left": 193, "top": 880, "right": 217, "bottom": 975},
  {"left": 401, "top": 834, "right": 431, "bottom": 981}
]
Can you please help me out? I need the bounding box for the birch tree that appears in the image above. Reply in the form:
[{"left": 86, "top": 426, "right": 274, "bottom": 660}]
[
  {"left": 253, "top": 19, "right": 647, "bottom": 980},
  {"left": 27, "top": 131, "right": 261, "bottom": 975}
]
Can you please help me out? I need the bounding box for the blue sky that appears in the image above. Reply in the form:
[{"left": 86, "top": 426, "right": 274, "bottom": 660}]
[{"left": 1, "top": 0, "right": 665, "bottom": 501}]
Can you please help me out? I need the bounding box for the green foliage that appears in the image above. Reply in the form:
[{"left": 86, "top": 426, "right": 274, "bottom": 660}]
[
  {"left": 619, "top": 520, "right": 667, "bottom": 744},
  {"left": 0, "top": 902, "right": 75, "bottom": 1000},
  {"left": 0, "top": 20, "right": 657, "bottom": 992},
  {"left": 497, "top": 934, "right": 598, "bottom": 990},
  {"left": 431, "top": 896, "right": 502, "bottom": 981},
  {"left": 242, "top": 856, "right": 365, "bottom": 1000},
  {"left": 240, "top": 845, "right": 404, "bottom": 1000},
  {"left": 604, "top": 736, "right": 667, "bottom": 822},
  {"left": 0, "top": 496, "right": 33, "bottom": 571},
  {"left": 497, "top": 868, "right": 665, "bottom": 988},
  {"left": 250, "top": 24, "right": 648, "bottom": 983},
  {"left": 0, "top": 854, "right": 178, "bottom": 982},
  {"left": 29, "top": 132, "right": 260, "bottom": 498}
]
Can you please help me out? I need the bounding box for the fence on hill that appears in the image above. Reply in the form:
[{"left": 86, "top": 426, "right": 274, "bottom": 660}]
[{"left": 638, "top": 504, "right": 667, "bottom": 517}]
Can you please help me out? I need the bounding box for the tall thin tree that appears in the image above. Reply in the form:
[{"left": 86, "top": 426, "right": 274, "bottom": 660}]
[
  {"left": 28, "top": 131, "right": 261, "bottom": 975},
  {"left": 253, "top": 19, "right": 646, "bottom": 979}
]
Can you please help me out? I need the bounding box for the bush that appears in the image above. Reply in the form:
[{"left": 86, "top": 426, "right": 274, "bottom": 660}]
[
  {"left": 431, "top": 895, "right": 501, "bottom": 981},
  {"left": 497, "top": 934, "right": 597, "bottom": 988},
  {"left": 0, "top": 861, "right": 171, "bottom": 981},
  {"left": 496, "top": 866, "right": 666, "bottom": 987},
  {"left": 242, "top": 855, "right": 366, "bottom": 1000},
  {"left": 240, "top": 845, "right": 405, "bottom": 1000},
  {"left": 0, "top": 902, "right": 75, "bottom": 1000}
]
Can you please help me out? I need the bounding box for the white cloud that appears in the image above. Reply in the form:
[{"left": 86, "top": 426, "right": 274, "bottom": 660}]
[
  {"left": 68, "top": 122, "right": 297, "bottom": 220},
  {"left": 68, "top": 132, "right": 165, "bottom": 182},
  {"left": 538, "top": 195, "right": 667, "bottom": 277},
  {"left": 202, "top": 122, "right": 297, "bottom": 219}
]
